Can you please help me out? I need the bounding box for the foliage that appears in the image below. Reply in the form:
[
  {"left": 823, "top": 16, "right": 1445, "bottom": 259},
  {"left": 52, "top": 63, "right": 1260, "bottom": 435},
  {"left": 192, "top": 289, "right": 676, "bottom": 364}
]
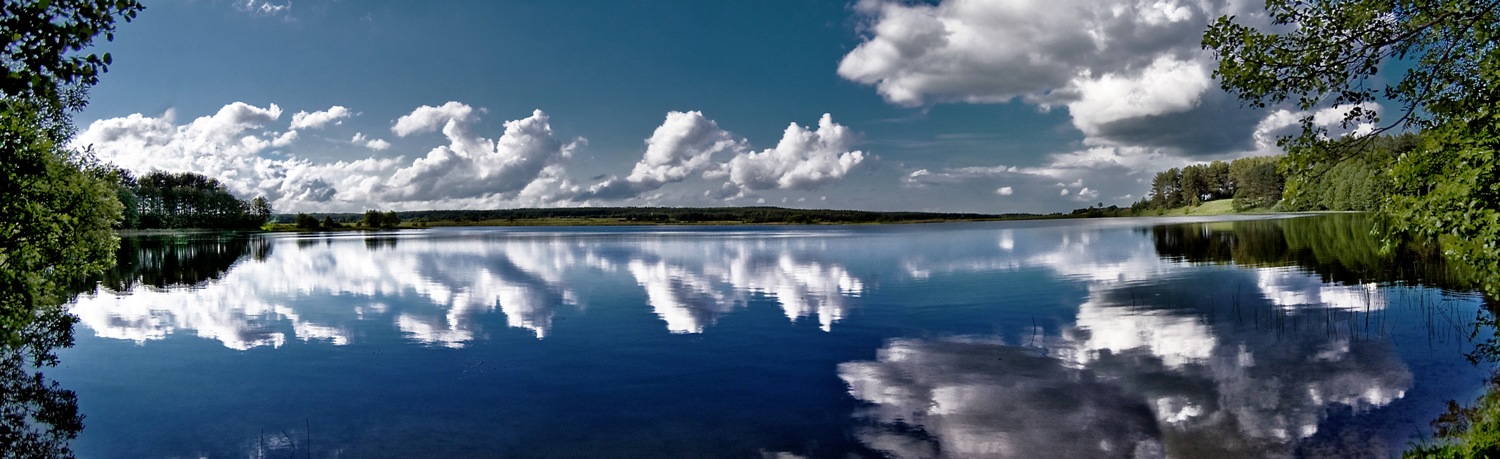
[
  {"left": 1139, "top": 157, "right": 1280, "bottom": 212},
  {"left": 1385, "top": 117, "right": 1500, "bottom": 296},
  {"left": 1, "top": 0, "right": 143, "bottom": 113},
  {"left": 249, "top": 197, "right": 271, "bottom": 226},
  {"left": 294, "top": 213, "right": 320, "bottom": 231},
  {"left": 1150, "top": 167, "right": 1184, "bottom": 208},
  {"left": 0, "top": 102, "right": 117, "bottom": 458},
  {"left": 1180, "top": 165, "right": 1209, "bottom": 206},
  {"left": 1204, "top": 0, "right": 1500, "bottom": 296},
  {"left": 0, "top": 103, "right": 121, "bottom": 346},
  {"left": 120, "top": 171, "right": 269, "bottom": 230},
  {"left": 1277, "top": 133, "right": 1416, "bottom": 211},
  {"left": 363, "top": 209, "right": 400, "bottom": 229},
  {"left": 1203, "top": 0, "right": 1497, "bottom": 150},
  {"left": 1229, "top": 156, "right": 1285, "bottom": 210}
]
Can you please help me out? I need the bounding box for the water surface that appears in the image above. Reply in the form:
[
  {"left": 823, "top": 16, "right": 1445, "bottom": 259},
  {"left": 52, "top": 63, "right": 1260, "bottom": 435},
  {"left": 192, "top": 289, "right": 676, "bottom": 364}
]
[{"left": 55, "top": 215, "right": 1495, "bottom": 457}]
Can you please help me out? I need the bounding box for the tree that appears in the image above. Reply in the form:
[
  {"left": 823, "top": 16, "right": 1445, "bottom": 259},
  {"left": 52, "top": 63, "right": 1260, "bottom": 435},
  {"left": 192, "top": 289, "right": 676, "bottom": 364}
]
[
  {"left": 1150, "top": 168, "right": 1183, "bottom": 208},
  {"left": 363, "top": 210, "right": 381, "bottom": 229},
  {"left": 1180, "top": 165, "right": 1210, "bottom": 206},
  {"left": 1204, "top": 0, "right": 1500, "bottom": 294},
  {"left": 1206, "top": 160, "right": 1233, "bottom": 200},
  {"left": 1, "top": 2, "right": 143, "bottom": 455},
  {"left": 249, "top": 197, "right": 272, "bottom": 227},
  {"left": 127, "top": 171, "right": 266, "bottom": 229},
  {"left": 1229, "top": 156, "right": 1284, "bottom": 210},
  {"left": 362, "top": 209, "right": 400, "bottom": 229},
  {"left": 295, "top": 213, "right": 320, "bottom": 230},
  {"left": 0, "top": 105, "right": 122, "bottom": 458}
]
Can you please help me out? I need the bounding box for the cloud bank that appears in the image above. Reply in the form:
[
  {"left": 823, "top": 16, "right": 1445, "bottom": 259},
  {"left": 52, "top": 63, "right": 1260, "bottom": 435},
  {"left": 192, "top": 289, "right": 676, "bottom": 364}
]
[
  {"left": 579, "top": 111, "right": 742, "bottom": 200},
  {"left": 577, "top": 112, "right": 869, "bottom": 202},
  {"left": 840, "top": 0, "right": 1265, "bottom": 154},
  {"left": 74, "top": 101, "right": 587, "bottom": 212},
  {"left": 75, "top": 102, "right": 873, "bottom": 213}
]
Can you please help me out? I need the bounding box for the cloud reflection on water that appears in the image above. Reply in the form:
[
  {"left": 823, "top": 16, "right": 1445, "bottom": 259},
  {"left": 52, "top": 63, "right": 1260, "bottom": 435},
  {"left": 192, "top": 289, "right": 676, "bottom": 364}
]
[
  {"left": 71, "top": 230, "right": 867, "bottom": 347},
  {"left": 838, "top": 219, "right": 1417, "bottom": 458},
  {"left": 66, "top": 218, "right": 1462, "bottom": 456}
]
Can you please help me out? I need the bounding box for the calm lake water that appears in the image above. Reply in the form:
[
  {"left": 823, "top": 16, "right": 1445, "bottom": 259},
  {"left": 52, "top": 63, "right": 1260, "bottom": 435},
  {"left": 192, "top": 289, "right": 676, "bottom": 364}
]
[{"left": 54, "top": 215, "right": 1495, "bottom": 458}]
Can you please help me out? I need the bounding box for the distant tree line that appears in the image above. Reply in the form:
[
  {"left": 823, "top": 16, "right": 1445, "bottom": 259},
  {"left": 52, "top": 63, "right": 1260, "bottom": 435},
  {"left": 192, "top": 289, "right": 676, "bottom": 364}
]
[
  {"left": 1133, "top": 156, "right": 1284, "bottom": 212},
  {"left": 273, "top": 206, "right": 1024, "bottom": 226},
  {"left": 1130, "top": 133, "right": 1416, "bottom": 213},
  {"left": 290, "top": 209, "right": 402, "bottom": 231},
  {"left": 363, "top": 210, "right": 401, "bottom": 229},
  {"left": 109, "top": 170, "right": 271, "bottom": 230}
]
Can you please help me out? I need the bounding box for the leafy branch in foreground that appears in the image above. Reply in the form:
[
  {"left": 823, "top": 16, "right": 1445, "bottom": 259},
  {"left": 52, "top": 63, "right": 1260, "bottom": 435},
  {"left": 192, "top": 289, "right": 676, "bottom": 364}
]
[{"left": 1204, "top": 0, "right": 1500, "bottom": 295}]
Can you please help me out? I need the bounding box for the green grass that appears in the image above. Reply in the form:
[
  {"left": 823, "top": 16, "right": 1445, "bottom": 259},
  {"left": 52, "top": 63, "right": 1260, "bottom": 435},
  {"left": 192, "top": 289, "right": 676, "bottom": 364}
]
[
  {"left": 1136, "top": 199, "right": 1267, "bottom": 216},
  {"left": 1182, "top": 199, "right": 1239, "bottom": 215}
]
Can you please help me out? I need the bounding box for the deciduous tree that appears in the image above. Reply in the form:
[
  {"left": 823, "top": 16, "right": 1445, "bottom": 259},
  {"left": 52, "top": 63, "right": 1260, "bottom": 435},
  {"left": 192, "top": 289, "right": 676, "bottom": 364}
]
[{"left": 1204, "top": 0, "right": 1500, "bottom": 293}]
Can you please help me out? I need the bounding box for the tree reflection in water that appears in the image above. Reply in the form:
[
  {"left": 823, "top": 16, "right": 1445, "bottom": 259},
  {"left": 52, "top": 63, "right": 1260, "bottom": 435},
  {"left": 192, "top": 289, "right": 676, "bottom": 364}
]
[
  {"left": 4, "top": 233, "right": 264, "bottom": 457},
  {"left": 1148, "top": 214, "right": 1470, "bottom": 290},
  {"left": 83, "top": 233, "right": 270, "bottom": 293},
  {"left": 1, "top": 307, "right": 82, "bottom": 458}
]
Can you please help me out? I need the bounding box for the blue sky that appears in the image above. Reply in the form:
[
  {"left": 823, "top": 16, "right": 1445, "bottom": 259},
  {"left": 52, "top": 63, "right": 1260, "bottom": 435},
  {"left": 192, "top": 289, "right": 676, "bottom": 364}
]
[{"left": 72, "top": 0, "right": 1372, "bottom": 214}]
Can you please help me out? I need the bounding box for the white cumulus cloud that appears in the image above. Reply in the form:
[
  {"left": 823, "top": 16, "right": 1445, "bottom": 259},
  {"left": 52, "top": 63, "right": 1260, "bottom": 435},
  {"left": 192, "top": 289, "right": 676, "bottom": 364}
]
[
  {"left": 72, "top": 101, "right": 375, "bottom": 212},
  {"left": 1067, "top": 55, "right": 1213, "bottom": 137},
  {"left": 383, "top": 104, "right": 578, "bottom": 203},
  {"left": 392, "top": 101, "right": 474, "bottom": 137},
  {"left": 840, "top": 0, "right": 1275, "bottom": 155},
  {"left": 289, "top": 106, "right": 351, "bottom": 130},
  {"left": 73, "top": 101, "right": 587, "bottom": 213},
  {"left": 351, "top": 132, "right": 391, "bottom": 151},
  {"left": 580, "top": 111, "right": 742, "bottom": 200},
  {"left": 717, "top": 113, "right": 867, "bottom": 195}
]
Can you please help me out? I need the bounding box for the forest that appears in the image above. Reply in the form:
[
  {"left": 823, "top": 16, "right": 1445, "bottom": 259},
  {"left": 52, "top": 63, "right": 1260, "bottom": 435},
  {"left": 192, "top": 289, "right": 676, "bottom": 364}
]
[
  {"left": 1131, "top": 133, "right": 1419, "bottom": 214},
  {"left": 109, "top": 170, "right": 271, "bottom": 230}
]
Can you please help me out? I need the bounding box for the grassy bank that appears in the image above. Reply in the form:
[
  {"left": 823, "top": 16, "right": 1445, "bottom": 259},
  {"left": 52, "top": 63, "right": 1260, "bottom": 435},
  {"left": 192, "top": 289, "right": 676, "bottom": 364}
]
[{"left": 1129, "top": 199, "right": 1281, "bottom": 216}]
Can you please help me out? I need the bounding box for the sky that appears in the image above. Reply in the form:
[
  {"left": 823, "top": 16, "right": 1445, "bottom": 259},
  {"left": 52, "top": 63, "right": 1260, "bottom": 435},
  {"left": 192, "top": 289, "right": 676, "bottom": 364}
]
[{"left": 70, "top": 0, "right": 1379, "bottom": 214}]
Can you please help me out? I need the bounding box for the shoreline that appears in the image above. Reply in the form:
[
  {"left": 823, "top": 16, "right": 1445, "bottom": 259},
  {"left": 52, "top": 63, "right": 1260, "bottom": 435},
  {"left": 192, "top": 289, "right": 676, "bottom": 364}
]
[
  {"left": 110, "top": 200, "right": 1359, "bottom": 235},
  {"left": 112, "top": 210, "right": 1346, "bottom": 236}
]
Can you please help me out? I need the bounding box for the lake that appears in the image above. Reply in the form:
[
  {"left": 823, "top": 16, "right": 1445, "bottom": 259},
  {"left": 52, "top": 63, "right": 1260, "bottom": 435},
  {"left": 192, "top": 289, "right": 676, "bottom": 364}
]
[{"left": 52, "top": 214, "right": 1495, "bottom": 458}]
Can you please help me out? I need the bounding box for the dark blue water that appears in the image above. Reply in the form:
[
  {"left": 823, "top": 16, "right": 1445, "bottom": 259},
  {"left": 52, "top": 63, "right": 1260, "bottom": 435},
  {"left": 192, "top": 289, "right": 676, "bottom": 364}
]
[{"left": 54, "top": 216, "right": 1494, "bottom": 458}]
